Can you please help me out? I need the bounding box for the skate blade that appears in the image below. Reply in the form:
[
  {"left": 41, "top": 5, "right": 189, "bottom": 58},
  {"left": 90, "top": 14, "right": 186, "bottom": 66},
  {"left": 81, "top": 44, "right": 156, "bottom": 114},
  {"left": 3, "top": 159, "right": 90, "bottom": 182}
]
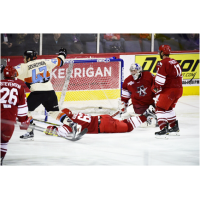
[
  {"left": 155, "top": 134, "right": 169, "bottom": 139},
  {"left": 20, "top": 137, "right": 34, "bottom": 141},
  {"left": 168, "top": 132, "right": 180, "bottom": 136}
]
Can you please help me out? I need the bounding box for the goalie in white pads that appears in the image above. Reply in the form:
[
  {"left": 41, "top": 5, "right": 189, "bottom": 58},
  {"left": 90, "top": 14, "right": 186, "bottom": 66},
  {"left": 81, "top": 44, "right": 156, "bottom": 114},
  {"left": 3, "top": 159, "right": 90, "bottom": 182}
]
[
  {"left": 14, "top": 48, "right": 85, "bottom": 140},
  {"left": 44, "top": 107, "right": 156, "bottom": 137}
]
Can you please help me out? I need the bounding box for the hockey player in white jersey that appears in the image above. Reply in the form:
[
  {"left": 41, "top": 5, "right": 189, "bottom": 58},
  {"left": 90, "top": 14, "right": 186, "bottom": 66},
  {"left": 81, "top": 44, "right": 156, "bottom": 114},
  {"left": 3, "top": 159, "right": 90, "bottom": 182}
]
[{"left": 15, "top": 48, "right": 85, "bottom": 140}]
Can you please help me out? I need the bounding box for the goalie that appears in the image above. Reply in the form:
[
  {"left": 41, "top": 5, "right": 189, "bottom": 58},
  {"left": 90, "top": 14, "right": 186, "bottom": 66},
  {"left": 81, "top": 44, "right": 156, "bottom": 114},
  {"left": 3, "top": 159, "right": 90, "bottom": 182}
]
[
  {"left": 120, "top": 63, "right": 157, "bottom": 126},
  {"left": 44, "top": 106, "right": 156, "bottom": 137},
  {"left": 14, "top": 48, "right": 86, "bottom": 140}
]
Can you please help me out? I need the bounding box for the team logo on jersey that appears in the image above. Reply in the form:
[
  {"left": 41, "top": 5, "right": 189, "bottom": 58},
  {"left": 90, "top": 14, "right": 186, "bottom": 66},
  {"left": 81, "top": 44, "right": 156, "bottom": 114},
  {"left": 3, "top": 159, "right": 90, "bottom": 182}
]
[
  {"left": 127, "top": 81, "right": 134, "bottom": 85},
  {"left": 15, "top": 64, "right": 21, "bottom": 69},
  {"left": 51, "top": 59, "right": 57, "bottom": 64},
  {"left": 157, "top": 61, "right": 161, "bottom": 67},
  {"left": 169, "top": 60, "right": 177, "bottom": 64},
  {"left": 136, "top": 85, "right": 147, "bottom": 96}
]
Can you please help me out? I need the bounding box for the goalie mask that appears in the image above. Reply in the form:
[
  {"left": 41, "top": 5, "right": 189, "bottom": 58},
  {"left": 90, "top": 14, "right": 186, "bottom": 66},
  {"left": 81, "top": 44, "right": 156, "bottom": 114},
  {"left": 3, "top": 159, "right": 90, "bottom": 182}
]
[{"left": 130, "top": 63, "right": 142, "bottom": 80}]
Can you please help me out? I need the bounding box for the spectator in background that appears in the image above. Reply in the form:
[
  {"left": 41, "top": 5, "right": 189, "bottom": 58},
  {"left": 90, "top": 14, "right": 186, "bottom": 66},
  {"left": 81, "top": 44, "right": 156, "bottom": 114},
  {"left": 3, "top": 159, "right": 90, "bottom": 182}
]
[
  {"left": 43, "top": 34, "right": 67, "bottom": 55},
  {"left": 1, "top": 34, "right": 13, "bottom": 56},
  {"left": 187, "top": 34, "right": 199, "bottom": 50},
  {"left": 102, "top": 33, "right": 125, "bottom": 53},
  {"left": 120, "top": 34, "right": 140, "bottom": 41},
  {"left": 103, "top": 33, "right": 121, "bottom": 41},
  {"left": 12, "top": 34, "right": 27, "bottom": 56},
  {"left": 80, "top": 34, "right": 97, "bottom": 44},
  {"left": 25, "top": 34, "right": 40, "bottom": 53},
  {"left": 79, "top": 34, "right": 97, "bottom": 53},
  {"left": 139, "top": 34, "right": 152, "bottom": 40},
  {"left": 65, "top": 34, "right": 84, "bottom": 54}
]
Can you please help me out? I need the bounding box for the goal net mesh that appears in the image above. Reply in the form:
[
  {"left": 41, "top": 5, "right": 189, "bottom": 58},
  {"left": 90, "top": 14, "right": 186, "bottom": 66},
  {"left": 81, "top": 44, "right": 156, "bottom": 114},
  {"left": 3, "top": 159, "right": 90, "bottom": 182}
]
[{"left": 34, "top": 57, "right": 123, "bottom": 116}]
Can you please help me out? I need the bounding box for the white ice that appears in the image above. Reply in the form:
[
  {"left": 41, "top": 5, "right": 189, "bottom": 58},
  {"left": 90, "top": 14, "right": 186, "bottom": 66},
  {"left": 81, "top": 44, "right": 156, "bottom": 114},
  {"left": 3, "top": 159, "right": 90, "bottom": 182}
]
[{"left": 3, "top": 95, "right": 199, "bottom": 166}]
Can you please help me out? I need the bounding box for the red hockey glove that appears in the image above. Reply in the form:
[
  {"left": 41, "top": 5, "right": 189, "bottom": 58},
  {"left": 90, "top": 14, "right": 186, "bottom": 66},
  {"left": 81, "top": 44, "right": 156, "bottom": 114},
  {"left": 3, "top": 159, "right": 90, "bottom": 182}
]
[{"left": 20, "top": 117, "right": 31, "bottom": 130}]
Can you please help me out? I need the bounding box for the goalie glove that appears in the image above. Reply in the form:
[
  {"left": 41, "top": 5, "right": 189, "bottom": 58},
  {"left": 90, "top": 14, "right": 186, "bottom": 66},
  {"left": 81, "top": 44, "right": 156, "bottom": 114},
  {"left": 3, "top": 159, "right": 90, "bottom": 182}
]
[
  {"left": 58, "top": 47, "right": 67, "bottom": 58},
  {"left": 118, "top": 100, "right": 128, "bottom": 114},
  {"left": 20, "top": 116, "right": 31, "bottom": 130}
]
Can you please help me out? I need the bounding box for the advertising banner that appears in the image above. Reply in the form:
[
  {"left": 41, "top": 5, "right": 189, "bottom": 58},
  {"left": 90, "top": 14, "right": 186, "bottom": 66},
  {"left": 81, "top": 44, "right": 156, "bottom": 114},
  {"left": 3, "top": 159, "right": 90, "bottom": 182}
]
[{"left": 135, "top": 53, "right": 199, "bottom": 95}]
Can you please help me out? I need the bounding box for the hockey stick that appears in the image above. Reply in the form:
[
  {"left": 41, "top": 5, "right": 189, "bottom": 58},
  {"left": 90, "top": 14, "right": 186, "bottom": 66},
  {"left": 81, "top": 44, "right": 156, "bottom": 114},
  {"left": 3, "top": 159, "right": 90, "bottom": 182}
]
[
  {"left": 111, "top": 102, "right": 133, "bottom": 117},
  {"left": 59, "top": 62, "right": 74, "bottom": 108},
  {"left": 33, "top": 118, "right": 60, "bottom": 126},
  {"left": 45, "top": 128, "right": 88, "bottom": 141},
  {"left": 186, "top": 72, "right": 197, "bottom": 84},
  {"left": 1, "top": 119, "right": 45, "bottom": 132},
  {"left": 1, "top": 119, "right": 87, "bottom": 141}
]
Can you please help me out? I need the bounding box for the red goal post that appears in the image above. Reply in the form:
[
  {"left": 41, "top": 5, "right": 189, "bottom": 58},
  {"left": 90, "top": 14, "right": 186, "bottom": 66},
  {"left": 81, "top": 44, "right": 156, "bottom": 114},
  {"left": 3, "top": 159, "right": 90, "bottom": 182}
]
[{"left": 51, "top": 57, "right": 124, "bottom": 115}]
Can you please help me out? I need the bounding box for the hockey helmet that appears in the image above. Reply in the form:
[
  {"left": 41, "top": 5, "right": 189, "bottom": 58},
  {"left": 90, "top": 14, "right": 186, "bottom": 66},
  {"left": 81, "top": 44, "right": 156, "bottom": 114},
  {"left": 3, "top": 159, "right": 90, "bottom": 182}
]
[
  {"left": 159, "top": 45, "right": 171, "bottom": 55},
  {"left": 61, "top": 108, "right": 73, "bottom": 118},
  {"left": 3, "top": 65, "right": 17, "bottom": 78},
  {"left": 24, "top": 50, "right": 37, "bottom": 61},
  {"left": 130, "top": 63, "right": 142, "bottom": 80}
]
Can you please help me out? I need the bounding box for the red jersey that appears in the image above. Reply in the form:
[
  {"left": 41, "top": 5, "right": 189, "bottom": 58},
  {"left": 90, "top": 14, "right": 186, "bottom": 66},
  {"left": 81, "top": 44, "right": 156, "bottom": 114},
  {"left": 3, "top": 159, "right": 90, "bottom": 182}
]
[
  {"left": 155, "top": 57, "right": 183, "bottom": 89},
  {"left": 64, "top": 113, "right": 130, "bottom": 134},
  {"left": 70, "top": 112, "right": 99, "bottom": 133},
  {"left": 0, "top": 79, "right": 28, "bottom": 122},
  {"left": 121, "top": 71, "right": 155, "bottom": 106}
]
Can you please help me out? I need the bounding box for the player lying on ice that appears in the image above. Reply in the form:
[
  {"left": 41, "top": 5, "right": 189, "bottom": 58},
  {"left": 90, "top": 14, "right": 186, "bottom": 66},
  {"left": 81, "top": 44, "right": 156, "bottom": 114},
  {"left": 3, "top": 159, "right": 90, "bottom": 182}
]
[{"left": 44, "top": 106, "right": 156, "bottom": 137}]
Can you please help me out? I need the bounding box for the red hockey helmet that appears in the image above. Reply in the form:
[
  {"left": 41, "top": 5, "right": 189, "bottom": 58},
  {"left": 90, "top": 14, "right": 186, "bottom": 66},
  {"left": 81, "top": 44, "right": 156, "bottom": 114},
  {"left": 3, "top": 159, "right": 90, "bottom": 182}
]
[
  {"left": 3, "top": 65, "right": 17, "bottom": 78},
  {"left": 61, "top": 108, "right": 73, "bottom": 118},
  {"left": 159, "top": 45, "right": 171, "bottom": 55}
]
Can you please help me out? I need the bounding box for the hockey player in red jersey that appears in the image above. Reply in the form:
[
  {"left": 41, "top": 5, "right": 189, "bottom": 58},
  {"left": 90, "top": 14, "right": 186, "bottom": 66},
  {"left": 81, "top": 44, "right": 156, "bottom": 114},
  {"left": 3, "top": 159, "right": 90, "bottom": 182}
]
[
  {"left": 152, "top": 45, "right": 183, "bottom": 138},
  {"left": 44, "top": 107, "right": 156, "bottom": 137},
  {"left": 120, "top": 63, "right": 156, "bottom": 124},
  {"left": 1, "top": 66, "right": 30, "bottom": 165}
]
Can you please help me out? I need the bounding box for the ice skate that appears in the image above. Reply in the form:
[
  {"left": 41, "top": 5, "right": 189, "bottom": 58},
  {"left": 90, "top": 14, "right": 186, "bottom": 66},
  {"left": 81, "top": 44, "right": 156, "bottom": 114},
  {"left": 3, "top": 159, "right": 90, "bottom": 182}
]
[
  {"left": 155, "top": 125, "right": 169, "bottom": 139},
  {"left": 168, "top": 120, "right": 180, "bottom": 136},
  {"left": 20, "top": 129, "right": 34, "bottom": 140}
]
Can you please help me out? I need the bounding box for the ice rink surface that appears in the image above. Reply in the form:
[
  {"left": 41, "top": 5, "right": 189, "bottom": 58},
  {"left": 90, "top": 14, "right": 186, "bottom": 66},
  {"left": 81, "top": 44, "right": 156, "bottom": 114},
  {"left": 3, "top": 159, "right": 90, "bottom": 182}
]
[{"left": 2, "top": 95, "right": 199, "bottom": 166}]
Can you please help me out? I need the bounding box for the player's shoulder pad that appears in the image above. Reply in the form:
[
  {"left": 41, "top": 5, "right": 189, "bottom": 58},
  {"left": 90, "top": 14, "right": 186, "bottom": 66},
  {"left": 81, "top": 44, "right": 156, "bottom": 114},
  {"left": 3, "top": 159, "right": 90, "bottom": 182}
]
[
  {"left": 14, "top": 64, "right": 22, "bottom": 70},
  {"left": 50, "top": 58, "right": 58, "bottom": 64}
]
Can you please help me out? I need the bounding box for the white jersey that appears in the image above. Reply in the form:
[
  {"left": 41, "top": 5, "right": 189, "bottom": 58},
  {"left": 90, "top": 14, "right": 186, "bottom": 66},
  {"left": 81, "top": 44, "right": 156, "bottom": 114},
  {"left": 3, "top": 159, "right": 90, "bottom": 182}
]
[{"left": 15, "top": 55, "right": 65, "bottom": 92}]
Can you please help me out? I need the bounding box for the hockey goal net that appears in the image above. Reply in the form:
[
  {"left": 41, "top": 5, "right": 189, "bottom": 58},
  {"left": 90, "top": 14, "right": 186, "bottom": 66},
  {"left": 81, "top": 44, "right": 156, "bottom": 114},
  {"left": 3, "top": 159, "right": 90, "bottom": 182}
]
[{"left": 34, "top": 57, "right": 124, "bottom": 116}]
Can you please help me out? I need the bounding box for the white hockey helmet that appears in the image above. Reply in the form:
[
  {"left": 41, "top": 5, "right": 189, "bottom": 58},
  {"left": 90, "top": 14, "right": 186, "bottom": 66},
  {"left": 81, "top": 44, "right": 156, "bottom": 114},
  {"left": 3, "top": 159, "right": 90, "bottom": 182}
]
[{"left": 130, "top": 63, "right": 142, "bottom": 80}]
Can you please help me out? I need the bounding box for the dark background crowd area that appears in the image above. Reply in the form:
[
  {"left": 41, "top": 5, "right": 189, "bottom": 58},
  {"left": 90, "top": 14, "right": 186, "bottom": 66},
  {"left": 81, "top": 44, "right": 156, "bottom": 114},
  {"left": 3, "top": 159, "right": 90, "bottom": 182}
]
[{"left": 1, "top": 33, "right": 199, "bottom": 56}]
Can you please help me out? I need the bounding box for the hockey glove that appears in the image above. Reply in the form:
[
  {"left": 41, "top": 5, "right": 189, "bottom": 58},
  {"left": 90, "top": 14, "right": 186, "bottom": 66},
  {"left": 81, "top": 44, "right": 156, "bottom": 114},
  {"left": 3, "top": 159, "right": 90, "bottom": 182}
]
[
  {"left": 59, "top": 47, "right": 67, "bottom": 58},
  {"left": 118, "top": 101, "right": 128, "bottom": 114},
  {"left": 152, "top": 85, "right": 162, "bottom": 95},
  {"left": 20, "top": 117, "right": 31, "bottom": 130}
]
